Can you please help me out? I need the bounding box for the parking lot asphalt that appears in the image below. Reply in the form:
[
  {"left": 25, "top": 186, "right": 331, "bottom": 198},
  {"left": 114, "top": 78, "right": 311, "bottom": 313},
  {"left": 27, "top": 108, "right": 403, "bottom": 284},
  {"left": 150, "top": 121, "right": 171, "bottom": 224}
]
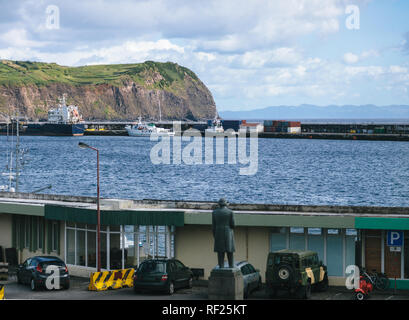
[{"left": 2, "top": 276, "right": 409, "bottom": 300}]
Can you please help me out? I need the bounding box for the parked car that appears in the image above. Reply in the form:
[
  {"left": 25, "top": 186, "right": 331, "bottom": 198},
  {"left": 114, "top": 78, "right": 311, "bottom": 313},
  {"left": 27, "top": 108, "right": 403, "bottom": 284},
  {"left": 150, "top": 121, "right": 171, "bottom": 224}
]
[
  {"left": 265, "top": 249, "right": 328, "bottom": 299},
  {"left": 215, "top": 261, "right": 262, "bottom": 298},
  {"left": 237, "top": 261, "right": 262, "bottom": 298},
  {"left": 133, "top": 259, "right": 194, "bottom": 295},
  {"left": 17, "top": 256, "right": 70, "bottom": 291}
]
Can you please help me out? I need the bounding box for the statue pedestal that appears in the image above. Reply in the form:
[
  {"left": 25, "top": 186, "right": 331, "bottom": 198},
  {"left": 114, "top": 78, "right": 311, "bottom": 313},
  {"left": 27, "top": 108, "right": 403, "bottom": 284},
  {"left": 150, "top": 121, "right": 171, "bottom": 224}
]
[{"left": 208, "top": 268, "right": 243, "bottom": 300}]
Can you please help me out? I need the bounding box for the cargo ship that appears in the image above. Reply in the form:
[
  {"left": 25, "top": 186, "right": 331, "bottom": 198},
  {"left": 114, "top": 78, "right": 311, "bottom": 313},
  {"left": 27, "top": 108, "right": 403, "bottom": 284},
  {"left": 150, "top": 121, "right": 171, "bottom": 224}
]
[{"left": 25, "top": 95, "right": 85, "bottom": 136}]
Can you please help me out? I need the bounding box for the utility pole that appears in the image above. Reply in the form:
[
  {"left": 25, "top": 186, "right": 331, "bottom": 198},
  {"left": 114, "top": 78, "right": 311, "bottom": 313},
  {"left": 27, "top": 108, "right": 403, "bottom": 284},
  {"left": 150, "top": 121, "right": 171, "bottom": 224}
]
[{"left": 15, "top": 112, "right": 20, "bottom": 192}]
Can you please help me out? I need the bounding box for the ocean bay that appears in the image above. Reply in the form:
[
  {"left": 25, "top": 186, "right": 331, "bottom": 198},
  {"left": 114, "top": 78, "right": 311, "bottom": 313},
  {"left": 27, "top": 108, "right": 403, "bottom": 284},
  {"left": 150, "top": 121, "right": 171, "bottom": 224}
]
[{"left": 1, "top": 135, "right": 408, "bottom": 207}]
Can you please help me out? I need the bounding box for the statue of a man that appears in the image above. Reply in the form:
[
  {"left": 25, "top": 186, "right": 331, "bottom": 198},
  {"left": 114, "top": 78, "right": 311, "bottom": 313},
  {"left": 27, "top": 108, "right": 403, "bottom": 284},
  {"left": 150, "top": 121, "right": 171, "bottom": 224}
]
[{"left": 212, "top": 198, "right": 235, "bottom": 268}]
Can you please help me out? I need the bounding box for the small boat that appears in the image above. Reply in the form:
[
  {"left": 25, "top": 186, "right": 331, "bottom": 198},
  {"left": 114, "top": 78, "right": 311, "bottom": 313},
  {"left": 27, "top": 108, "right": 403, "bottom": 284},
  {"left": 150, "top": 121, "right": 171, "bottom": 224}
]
[
  {"left": 125, "top": 116, "right": 175, "bottom": 137},
  {"left": 205, "top": 115, "right": 224, "bottom": 134}
]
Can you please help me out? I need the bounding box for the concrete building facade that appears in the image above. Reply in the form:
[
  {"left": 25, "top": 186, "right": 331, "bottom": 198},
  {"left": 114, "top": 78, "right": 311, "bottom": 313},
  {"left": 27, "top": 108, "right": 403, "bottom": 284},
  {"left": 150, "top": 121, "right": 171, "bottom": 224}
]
[{"left": 1, "top": 193, "right": 409, "bottom": 290}]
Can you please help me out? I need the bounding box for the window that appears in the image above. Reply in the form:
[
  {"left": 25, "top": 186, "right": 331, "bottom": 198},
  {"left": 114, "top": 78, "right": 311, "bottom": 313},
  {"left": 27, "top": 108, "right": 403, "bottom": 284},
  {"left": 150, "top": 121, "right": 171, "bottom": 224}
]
[
  {"left": 308, "top": 228, "right": 322, "bottom": 235},
  {"left": 174, "top": 260, "right": 185, "bottom": 270},
  {"left": 25, "top": 216, "right": 30, "bottom": 248},
  {"left": 304, "top": 257, "right": 313, "bottom": 267},
  {"left": 308, "top": 229, "right": 324, "bottom": 263},
  {"left": 66, "top": 229, "right": 75, "bottom": 265},
  {"left": 247, "top": 264, "right": 256, "bottom": 273},
  {"left": 290, "top": 227, "right": 304, "bottom": 234},
  {"left": 65, "top": 223, "right": 175, "bottom": 270},
  {"left": 139, "top": 261, "right": 166, "bottom": 273},
  {"left": 76, "top": 230, "right": 86, "bottom": 266},
  {"left": 87, "top": 230, "right": 96, "bottom": 268},
  {"left": 270, "top": 227, "right": 287, "bottom": 252},
  {"left": 52, "top": 222, "right": 58, "bottom": 252},
  {"left": 327, "top": 229, "right": 343, "bottom": 276},
  {"left": 110, "top": 232, "right": 121, "bottom": 269},
  {"left": 311, "top": 255, "right": 319, "bottom": 266},
  {"left": 241, "top": 265, "right": 251, "bottom": 275},
  {"left": 346, "top": 229, "right": 357, "bottom": 236},
  {"left": 290, "top": 227, "right": 305, "bottom": 250},
  {"left": 167, "top": 261, "right": 175, "bottom": 272},
  {"left": 327, "top": 229, "right": 339, "bottom": 235},
  {"left": 38, "top": 218, "right": 44, "bottom": 250}
]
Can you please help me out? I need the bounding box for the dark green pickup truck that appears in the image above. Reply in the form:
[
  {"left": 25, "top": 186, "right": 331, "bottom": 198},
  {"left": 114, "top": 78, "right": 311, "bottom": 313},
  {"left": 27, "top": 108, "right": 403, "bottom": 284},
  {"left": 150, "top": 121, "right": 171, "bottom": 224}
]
[{"left": 265, "top": 249, "right": 329, "bottom": 299}]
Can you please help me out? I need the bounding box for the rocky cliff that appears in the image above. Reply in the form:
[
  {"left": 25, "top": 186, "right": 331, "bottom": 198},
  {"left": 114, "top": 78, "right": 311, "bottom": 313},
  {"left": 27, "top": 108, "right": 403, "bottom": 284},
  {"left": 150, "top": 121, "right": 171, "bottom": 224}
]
[{"left": 0, "top": 60, "right": 217, "bottom": 121}]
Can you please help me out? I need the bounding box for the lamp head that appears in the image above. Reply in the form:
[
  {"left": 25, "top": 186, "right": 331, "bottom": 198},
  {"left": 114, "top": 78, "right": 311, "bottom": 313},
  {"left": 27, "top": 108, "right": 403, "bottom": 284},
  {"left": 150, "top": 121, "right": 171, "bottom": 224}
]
[{"left": 78, "top": 142, "right": 89, "bottom": 149}]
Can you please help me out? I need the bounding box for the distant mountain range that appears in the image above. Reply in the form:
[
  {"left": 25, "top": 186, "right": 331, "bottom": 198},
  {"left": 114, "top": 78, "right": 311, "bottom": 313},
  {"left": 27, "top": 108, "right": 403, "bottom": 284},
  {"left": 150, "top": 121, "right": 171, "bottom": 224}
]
[{"left": 219, "top": 105, "right": 409, "bottom": 120}]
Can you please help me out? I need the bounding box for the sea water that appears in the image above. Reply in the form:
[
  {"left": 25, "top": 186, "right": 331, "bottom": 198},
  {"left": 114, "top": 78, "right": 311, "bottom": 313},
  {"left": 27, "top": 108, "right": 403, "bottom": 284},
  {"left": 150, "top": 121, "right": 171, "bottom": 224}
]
[{"left": 1, "top": 135, "right": 408, "bottom": 207}]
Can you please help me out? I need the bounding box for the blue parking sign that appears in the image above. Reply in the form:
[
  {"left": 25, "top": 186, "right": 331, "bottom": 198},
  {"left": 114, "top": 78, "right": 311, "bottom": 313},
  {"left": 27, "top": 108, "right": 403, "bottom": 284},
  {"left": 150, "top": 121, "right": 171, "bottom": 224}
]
[{"left": 387, "top": 231, "right": 403, "bottom": 246}]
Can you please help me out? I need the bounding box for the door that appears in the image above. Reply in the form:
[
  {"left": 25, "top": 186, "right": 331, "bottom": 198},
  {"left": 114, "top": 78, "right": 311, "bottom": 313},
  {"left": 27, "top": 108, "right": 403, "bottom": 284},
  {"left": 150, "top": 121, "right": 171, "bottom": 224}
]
[
  {"left": 173, "top": 260, "right": 190, "bottom": 288},
  {"left": 240, "top": 264, "right": 250, "bottom": 292},
  {"left": 246, "top": 264, "right": 259, "bottom": 291},
  {"left": 18, "top": 259, "right": 28, "bottom": 284},
  {"left": 384, "top": 234, "right": 401, "bottom": 278},
  {"left": 365, "top": 230, "right": 381, "bottom": 273},
  {"left": 20, "top": 259, "right": 32, "bottom": 284}
]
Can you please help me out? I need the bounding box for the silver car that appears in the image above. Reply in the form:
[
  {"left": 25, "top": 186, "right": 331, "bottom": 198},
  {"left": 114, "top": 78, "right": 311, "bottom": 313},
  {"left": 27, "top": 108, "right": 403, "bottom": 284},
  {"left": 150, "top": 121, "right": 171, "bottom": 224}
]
[{"left": 216, "top": 261, "right": 262, "bottom": 298}]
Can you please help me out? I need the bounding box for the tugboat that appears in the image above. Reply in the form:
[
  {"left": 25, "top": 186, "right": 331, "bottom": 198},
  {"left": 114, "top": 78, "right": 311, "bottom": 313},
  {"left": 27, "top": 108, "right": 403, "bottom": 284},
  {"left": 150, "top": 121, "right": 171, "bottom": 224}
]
[{"left": 25, "top": 94, "right": 85, "bottom": 136}]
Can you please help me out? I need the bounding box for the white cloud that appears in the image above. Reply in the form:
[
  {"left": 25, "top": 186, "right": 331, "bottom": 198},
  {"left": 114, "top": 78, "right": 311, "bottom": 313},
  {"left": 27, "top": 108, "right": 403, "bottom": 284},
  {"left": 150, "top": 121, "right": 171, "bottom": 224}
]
[
  {"left": 0, "top": 0, "right": 408, "bottom": 109},
  {"left": 0, "top": 28, "right": 45, "bottom": 48},
  {"left": 343, "top": 52, "right": 359, "bottom": 64},
  {"left": 343, "top": 50, "right": 380, "bottom": 64},
  {"left": 389, "top": 65, "right": 408, "bottom": 74}
]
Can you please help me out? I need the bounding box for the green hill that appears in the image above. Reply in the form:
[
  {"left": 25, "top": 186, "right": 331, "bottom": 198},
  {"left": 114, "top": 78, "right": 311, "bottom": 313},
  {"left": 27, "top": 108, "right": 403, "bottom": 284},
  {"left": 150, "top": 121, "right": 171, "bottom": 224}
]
[
  {"left": 0, "top": 60, "right": 198, "bottom": 89},
  {"left": 0, "top": 60, "right": 216, "bottom": 121}
]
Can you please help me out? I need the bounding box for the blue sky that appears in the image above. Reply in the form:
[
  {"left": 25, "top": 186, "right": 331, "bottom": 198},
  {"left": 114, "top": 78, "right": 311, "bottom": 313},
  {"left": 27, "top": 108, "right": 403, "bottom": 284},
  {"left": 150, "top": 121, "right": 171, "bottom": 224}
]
[{"left": 0, "top": 0, "right": 408, "bottom": 111}]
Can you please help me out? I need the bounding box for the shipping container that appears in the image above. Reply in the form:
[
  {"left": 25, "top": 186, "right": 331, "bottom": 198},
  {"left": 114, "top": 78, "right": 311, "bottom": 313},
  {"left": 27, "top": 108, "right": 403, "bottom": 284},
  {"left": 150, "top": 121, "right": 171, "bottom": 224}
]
[
  {"left": 264, "top": 120, "right": 273, "bottom": 126},
  {"left": 221, "top": 120, "right": 241, "bottom": 131},
  {"left": 264, "top": 126, "right": 275, "bottom": 132},
  {"left": 274, "top": 121, "right": 289, "bottom": 127},
  {"left": 273, "top": 120, "right": 284, "bottom": 126},
  {"left": 275, "top": 127, "right": 288, "bottom": 132},
  {"left": 288, "top": 121, "right": 301, "bottom": 127}
]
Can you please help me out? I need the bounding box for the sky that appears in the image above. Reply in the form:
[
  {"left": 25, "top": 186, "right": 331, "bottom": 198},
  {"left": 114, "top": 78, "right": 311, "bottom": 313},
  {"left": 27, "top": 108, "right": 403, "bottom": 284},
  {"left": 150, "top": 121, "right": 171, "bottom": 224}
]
[{"left": 0, "top": 0, "right": 408, "bottom": 111}]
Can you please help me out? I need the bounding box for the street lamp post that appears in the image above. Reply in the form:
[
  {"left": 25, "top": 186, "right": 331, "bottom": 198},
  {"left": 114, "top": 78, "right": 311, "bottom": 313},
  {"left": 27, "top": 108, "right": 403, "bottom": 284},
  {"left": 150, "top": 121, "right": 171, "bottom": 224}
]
[{"left": 79, "top": 142, "right": 101, "bottom": 272}]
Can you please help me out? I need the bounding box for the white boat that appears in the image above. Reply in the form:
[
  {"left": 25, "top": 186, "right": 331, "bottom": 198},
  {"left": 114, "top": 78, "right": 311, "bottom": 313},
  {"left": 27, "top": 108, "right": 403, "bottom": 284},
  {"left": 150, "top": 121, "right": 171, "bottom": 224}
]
[
  {"left": 125, "top": 116, "right": 175, "bottom": 137},
  {"left": 205, "top": 115, "right": 224, "bottom": 134}
]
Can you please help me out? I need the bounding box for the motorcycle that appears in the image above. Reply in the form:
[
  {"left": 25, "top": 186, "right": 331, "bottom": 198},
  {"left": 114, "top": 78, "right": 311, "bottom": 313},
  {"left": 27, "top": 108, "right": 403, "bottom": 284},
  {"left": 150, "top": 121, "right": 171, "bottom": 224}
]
[{"left": 354, "top": 275, "right": 373, "bottom": 300}]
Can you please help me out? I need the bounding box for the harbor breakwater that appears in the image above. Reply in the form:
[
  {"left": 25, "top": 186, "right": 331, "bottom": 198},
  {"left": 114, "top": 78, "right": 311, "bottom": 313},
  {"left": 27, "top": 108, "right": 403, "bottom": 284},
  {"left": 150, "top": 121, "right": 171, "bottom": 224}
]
[
  {"left": 83, "top": 130, "right": 409, "bottom": 142},
  {"left": 2, "top": 121, "right": 409, "bottom": 141}
]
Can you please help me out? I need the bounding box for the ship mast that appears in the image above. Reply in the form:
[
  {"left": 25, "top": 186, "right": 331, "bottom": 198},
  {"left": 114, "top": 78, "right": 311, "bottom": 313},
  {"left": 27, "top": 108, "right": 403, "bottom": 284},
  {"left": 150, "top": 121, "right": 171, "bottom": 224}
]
[{"left": 158, "top": 98, "right": 162, "bottom": 123}]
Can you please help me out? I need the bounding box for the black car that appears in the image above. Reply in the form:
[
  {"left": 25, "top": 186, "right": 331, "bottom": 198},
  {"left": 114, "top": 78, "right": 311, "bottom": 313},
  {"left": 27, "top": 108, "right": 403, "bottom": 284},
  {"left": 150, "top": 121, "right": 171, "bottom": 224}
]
[
  {"left": 133, "top": 259, "right": 194, "bottom": 294},
  {"left": 17, "top": 256, "right": 70, "bottom": 291}
]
